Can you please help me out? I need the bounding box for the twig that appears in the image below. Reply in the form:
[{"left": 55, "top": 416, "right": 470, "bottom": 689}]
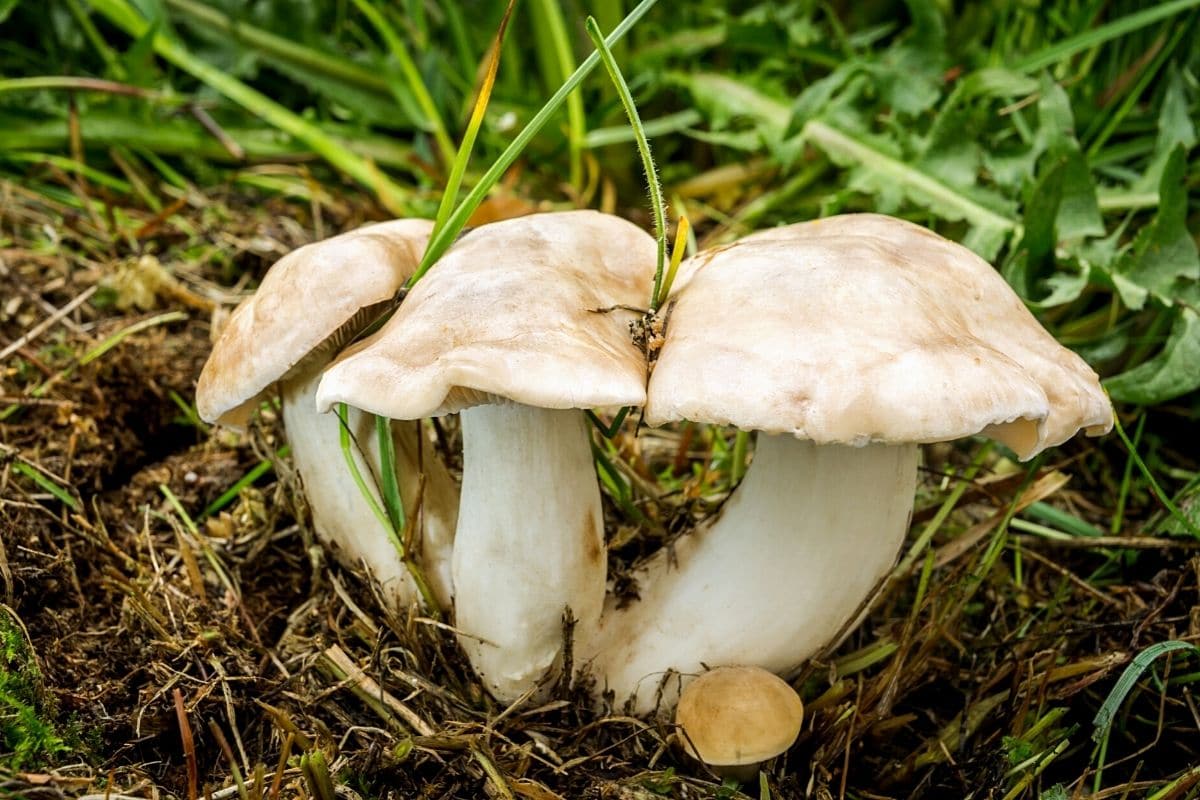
[
  {"left": 173, "top": 689, "right": 199, "bottom": 800},
  {"left": 0, "top": 285, "right": 97, "bottom": 361},
  {"left": 321, "top": 645, "right": 435, "bottom": 736}
]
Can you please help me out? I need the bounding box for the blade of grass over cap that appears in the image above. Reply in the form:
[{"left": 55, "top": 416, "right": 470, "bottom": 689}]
[
  {"left": 657, "top": 214, "right": 690, "bottom": 307},
  {"left": 357, "top": 1, "right": 515, "bottom": 580},
  {"left": 405, "top": 0, "right": 660, "bottom": 286},
  {"left": 350, "top": 0, "right": 457, "bottom": 166},
  {"left": 431, "top": 0, "right": 517, "bottom": 235},
  {"left": 87, "top": 0, "right": 411, "bottom": 214},
  {"left": 585, "top": 15, "right": 667, "bottom": 310},
  {"left": 578, "top": 11, "right": 674, "bottom": 437}
]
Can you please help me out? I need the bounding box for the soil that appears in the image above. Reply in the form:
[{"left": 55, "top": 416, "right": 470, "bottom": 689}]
[{"left": 2, "top": 189, "right": 1199, "bottom": 800}]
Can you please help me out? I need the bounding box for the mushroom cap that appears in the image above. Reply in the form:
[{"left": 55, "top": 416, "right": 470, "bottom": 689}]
[
  {"left": 646, "top": 214, "right": 1112, "bottom": 459},
  {"left": 196, "top": 218, "right": 434, "bottom": 426},
  {"left": 316, "top": 210, "right": 656, "bottom": 419},
  {"left": 675, "top": 666, "right": 804, "bottom": 769}
]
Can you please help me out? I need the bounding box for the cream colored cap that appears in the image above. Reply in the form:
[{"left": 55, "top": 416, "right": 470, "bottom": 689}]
[
  {"left": 316, "top": 210, "right": 655, "bottom": 419},
  {"left": 676, "top": 666, "right": 804, "bottom": 770},
  {"left": 646, "top": 214, "right": 1112, "bottom": 459},
  {"left": 196, "top": 219, "right": 434, "bottom": 426}
]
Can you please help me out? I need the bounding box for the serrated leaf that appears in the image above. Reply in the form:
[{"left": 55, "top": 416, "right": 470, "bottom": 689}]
[
  {"left": 1036, "top": 75, "right": 1103, "bottom": 240},
  {"left": 802, "top": 118, "right": 1016, "bottom": 257},
  {"left": 918, "top": 110, "right": 982, "bottom": 189},
  {"left": 675, "top": 72, "right": 788, "bottom": 140},
  {"left": 868, "top": 0, "right": 945, "bottom": 116},
  {"left": 1033, "top": 269, "right": 1089, "bottom": 309},
  {"left": 1005, "top": 157, "right": 1064, "bottom": 298},
  {"left": 867, "top": 48, "right": 941, "bottom": 116},
  {"left": 1115, "top": 146, "right": 1200, "bottom": 307},
  {"left": 961, "top": 225, "right": 1009, "bottom": 263},
  {"left": 1134, "top": 67, "right": 1196, "bottom": 192},
  {"left": 1074, "top": 216, "right": 1132, "bottom": 272},
  {"left": 1105, "top": 307, "right": 1200, "bottom": 404},
  {"left": 786, "top": 61, "right": 859, "bottom": 138},
  {"left": 984, "top": 145, "right": 1041, "bottom": 193}
]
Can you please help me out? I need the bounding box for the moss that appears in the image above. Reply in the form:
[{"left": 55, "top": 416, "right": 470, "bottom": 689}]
[{"left": 0, "top": 607, "right": 66, "bottom": 770}]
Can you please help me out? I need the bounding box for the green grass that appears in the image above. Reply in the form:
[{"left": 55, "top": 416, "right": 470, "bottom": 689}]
[{"left": 0, "top": 609, "right": 65, "bottom": 770}]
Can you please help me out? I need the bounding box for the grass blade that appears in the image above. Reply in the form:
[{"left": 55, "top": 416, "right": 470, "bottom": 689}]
[
  {"left": 1111, "top": 408, "right": 1200, "bottom": 539},
  {"left": 375, "top": 415, "right": 405, "bottom": 534},
  {"left": 657, "top": 214, "right": 689, "bottom": 307},
  {"left": 164, "top": 0, "right": 392, "bottom": 95},
  {"left": 349, "top": 0, "right": 457, "bottom": 165},
  {"left": 532, "top": 0, "right": 586, "bottom": 189},
  {"left": 201, "top": 446, "right": 291, "bottom": 519},
  {"left": 88, "top": 0, "right": 411, "bottom": 214},
  {"left": 1092, "top": 640, "right": 1196, "bottom": 741},
  {"left": 80, "top": 311, "right": 188, "bottom": 365},
  {"left": 585, "top": 15, "right": 666, "bottom": 309},
  {"left": 12, "top": 462, "right": 79, "bottom": 511},
  {"left": 1014, "top": 0, "right": 1200, "bottom": 73},
  {"left": 430, "top": 0, "right": 517, "bottom": 235},
  {"left": 406, "top": 0, "right": 660, "bottom": 286},
  {"left": 335, "top": 404, "right": 392, "bottom": 535},
  {"left": 336, "top": 405, "right": 441, "bottom": 616}
]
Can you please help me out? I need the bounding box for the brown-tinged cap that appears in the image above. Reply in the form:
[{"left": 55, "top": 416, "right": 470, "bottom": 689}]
[
  {"left": 315, "top": 210, "right": 656, "bottom": 418},
  {"left": 646, "top": 214, "right": 1112, "bottom": 459},
  {"left": 675, "top": 666, "right": 804, "bottom": 772},
  {"left": 196, "top": 219, "right": 433, "bottom": 426}
]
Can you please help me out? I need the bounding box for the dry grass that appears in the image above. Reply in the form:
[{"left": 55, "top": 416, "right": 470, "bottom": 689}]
[{"left": 2, "top": 179, "right": 1200, "bottom": 800}]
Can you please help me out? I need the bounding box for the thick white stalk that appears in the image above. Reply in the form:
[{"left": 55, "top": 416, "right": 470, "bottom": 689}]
[
  {"left": 453, "top": 403, "right": 607, "bottom": 703},
  {"left": 280, "top": 364, "right": 458, "bottom": 611},
  {"left": 582, "top": 435, "right": 918, "bottom": 713}
]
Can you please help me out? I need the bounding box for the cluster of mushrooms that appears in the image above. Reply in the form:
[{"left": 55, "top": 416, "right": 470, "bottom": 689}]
[{"left": 197, "top": 210, "right": 1111, "bottom": 776}]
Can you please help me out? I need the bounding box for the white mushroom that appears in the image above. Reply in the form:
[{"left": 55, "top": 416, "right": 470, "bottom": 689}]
[
  {"left": 581, "top": 213, "right": 1113, "bottom": 712},
  {"left": 196, "top": 219, "right": 458, "bottom": 611},
  {"left": 316, "top": 211, "right": 656, "bottom": 702}
]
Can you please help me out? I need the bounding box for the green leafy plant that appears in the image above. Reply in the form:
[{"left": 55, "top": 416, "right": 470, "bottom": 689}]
[{"left": 0, "top": 608, "right": 65, "bottom": 769}]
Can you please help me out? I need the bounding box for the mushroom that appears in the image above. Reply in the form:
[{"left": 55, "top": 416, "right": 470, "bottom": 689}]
[
  {"left": 196, "top": 219, "right": 459, "bottom": 611},
  {"left": 581, "top": 213, "right": 1113, "bottom": 712},
  {"left": 675, "top": 666, "right": 805, "bottom": 781},
  {"left": 315, "top": 210, "right": 656, "bottom": 702}
]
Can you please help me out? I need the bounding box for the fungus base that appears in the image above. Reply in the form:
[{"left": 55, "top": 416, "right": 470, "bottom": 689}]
[{"left": 583, "top": 436, "right": 919, "bottom": 712}]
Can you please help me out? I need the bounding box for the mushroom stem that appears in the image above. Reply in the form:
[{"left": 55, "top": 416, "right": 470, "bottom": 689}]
[
  {"left": 454, "top": 403, "right": 606, "bottom": 703},
  {"left": 583, "top": 435, "right": 918, "bottom": 713},
  {"left": 280, "top": 363, "right": 458, "bottom": 611}
]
